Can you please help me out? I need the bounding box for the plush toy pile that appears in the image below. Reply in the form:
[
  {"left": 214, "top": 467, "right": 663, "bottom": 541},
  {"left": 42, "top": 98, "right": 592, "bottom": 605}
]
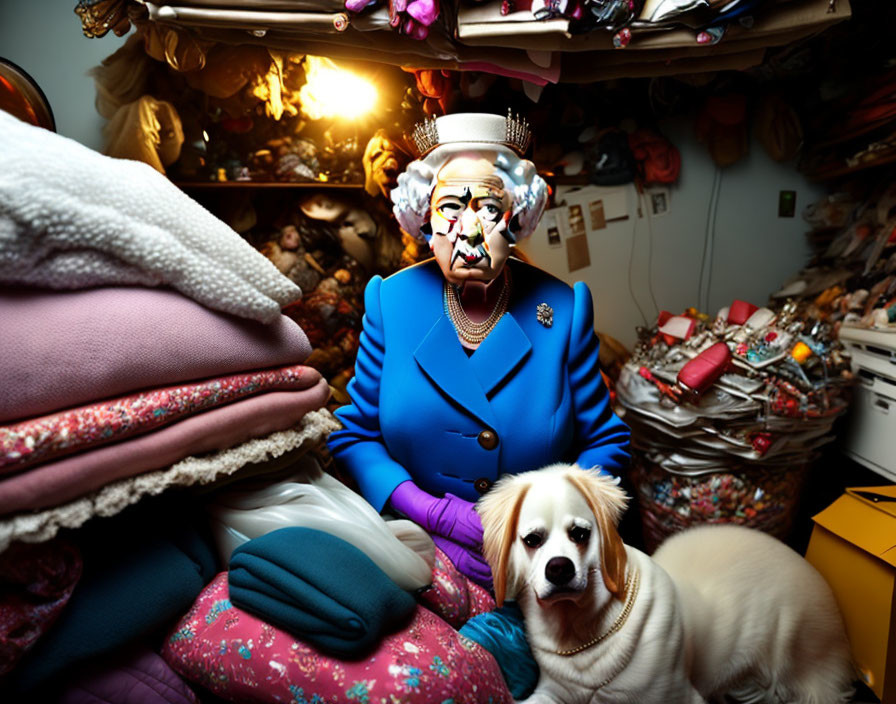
[{"left": 614, "top": 299, "right": 853, "bottom": 550}]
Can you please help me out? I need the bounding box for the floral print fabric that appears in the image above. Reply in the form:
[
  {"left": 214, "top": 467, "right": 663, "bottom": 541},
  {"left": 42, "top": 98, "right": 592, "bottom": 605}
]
[
  {"left": 0, "top": 536, "right": 82, "bottom": 677},
  {"left": 161, "top": 572, "right": 512, "bottom": 704},
  {"left": 1, "top": 365, "right": 320, "bottom": 473},
  {"left": 418, "top": 547, "right": 496, "bottom": 630}
]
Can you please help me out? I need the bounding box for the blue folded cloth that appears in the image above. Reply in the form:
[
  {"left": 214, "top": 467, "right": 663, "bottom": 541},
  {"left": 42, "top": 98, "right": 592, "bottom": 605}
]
[
  {"left": 228, "top": 527, "right": 416, "bottom": 657},
  {"left": 9, "top": 500, "right": 218, "bottom": 695}
]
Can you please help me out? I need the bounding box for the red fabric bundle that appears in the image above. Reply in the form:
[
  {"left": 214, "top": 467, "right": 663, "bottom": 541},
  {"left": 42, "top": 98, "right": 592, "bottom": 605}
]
[{"left": 628, "top": 129, "right": 681, "bottom": 184}]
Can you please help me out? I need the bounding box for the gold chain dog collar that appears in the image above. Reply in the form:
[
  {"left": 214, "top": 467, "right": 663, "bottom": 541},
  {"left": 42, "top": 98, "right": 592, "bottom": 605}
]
[{"left": 554, "top": 567, "right": 641, "bottom": 657}]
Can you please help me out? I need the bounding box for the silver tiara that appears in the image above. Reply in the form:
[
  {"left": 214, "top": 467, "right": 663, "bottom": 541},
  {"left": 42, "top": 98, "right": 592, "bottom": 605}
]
[{"left": 411, "top": 109, "right": 532, "bottom": 157}]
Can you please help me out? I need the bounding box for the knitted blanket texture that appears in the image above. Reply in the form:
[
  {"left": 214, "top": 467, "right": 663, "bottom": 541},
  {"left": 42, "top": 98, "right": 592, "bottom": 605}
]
[{"left": 0, "top": 110, "right": 300, "bottom": 323}]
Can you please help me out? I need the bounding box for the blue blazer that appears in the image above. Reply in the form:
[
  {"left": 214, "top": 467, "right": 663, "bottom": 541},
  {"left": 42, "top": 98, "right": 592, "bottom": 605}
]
[{"left": 328, "top": 258, "right": 630, "bottom": 511}]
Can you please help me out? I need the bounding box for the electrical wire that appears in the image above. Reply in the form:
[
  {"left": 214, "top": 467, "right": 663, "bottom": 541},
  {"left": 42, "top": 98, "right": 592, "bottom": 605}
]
[
  {"left": 628, "top": 190, "right": 650, "bottom": 327},
  {"left": 640, "top": 188, "right": 660, "bottom": 318},
  {"left": 704, "top": 169, "right": 723, "bottom": 315},
  {"left": 698, "top": 167, "right": 722, "bottom": 313}
]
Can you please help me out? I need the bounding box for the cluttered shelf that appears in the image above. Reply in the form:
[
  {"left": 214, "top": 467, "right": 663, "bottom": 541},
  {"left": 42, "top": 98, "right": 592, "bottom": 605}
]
[
  {"left": 805, "top": 149, "right": 896, "bottom": 183},
  {"left": 79, "top": 0, "right": 849, "bottom": 83}
]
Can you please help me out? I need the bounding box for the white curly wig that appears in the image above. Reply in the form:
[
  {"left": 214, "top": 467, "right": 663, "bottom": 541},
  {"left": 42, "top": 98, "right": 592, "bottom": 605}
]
[{"left": 391, "top": 113, "right": 548, "bottom": 244}]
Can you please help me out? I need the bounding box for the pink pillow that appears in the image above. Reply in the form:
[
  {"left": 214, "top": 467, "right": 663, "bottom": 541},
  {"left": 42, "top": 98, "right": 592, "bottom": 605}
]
[
  {"left": 161, "top": 573, "right": 512, "bottom": 704},
  {"left": 418, "top": 547, "right": 495, "bottom": 630}
]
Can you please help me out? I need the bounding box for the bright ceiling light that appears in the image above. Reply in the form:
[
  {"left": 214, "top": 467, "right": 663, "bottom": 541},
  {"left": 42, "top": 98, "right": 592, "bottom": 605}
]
[{"left": 299, "top": 56, "right": 378, "bottom": 121}]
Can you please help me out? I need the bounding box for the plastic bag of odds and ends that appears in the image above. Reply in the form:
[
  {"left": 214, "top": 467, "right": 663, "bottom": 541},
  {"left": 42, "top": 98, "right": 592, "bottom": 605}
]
[{"left": 614, "top": 299, "right": 854, "bottom": 552}]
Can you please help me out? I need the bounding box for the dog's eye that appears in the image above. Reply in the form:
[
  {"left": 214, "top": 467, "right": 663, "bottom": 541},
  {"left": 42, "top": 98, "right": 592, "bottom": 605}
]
[
  {"left": 568, "top": 526, "right": 591, "bottom": 544},
  {"left": 522, "top": 532, "right": 543, "bottom": 549}
]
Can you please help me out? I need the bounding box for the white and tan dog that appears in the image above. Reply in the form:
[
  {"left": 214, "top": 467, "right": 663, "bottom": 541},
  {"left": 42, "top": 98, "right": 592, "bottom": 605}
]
[{"left": 477, "top": 464, "right": 854, "bottom": 704}]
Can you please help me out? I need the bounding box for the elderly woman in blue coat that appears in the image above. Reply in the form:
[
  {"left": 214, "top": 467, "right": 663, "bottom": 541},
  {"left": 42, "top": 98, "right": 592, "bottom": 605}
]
[{"left": 327, "top": 112, "right": 630, "bottom": 589}]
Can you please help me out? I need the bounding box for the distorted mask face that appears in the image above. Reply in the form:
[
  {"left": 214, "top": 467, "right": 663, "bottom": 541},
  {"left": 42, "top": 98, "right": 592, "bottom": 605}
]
[
  {"left": 428, "top": 152, "right": 514, "bottom": 285},
  {"left": 363, "top": 129, "right": 403, "bottom": 199}
]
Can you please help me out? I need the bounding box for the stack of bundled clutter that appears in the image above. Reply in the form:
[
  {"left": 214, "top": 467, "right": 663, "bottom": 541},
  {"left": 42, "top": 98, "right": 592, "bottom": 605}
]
[
  {"left": 777, "top": 183, "right": 896, "bottom": 331},
  {"left": 775, "top": 184, "right": 896, "bottom": 482},
  {"left": 457, "top": 0, "right": 836, "bottom": 50},
  {"left": 614, "top": 298, "right": 853, "bottom": 551},
  {"left": 0, "top": 110, "right": 340, "bottom": 698}
]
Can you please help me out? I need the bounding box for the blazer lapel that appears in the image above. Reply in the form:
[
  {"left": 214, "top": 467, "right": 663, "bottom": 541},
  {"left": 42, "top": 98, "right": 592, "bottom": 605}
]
[
  {"left": 469, "top": 313, "right": 532, "bottom": 397},
  {"left": 414, "top": 315, "right": 498, "bottom": 428}
]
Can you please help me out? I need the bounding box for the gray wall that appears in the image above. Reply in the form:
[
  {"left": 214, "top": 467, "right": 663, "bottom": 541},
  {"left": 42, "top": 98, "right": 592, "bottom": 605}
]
[
  {"left": 0, "top": 4, "right": 128, "bottom": 151},
  {"left": 521, "top": 116, "right": 824, "bottom": 348}
]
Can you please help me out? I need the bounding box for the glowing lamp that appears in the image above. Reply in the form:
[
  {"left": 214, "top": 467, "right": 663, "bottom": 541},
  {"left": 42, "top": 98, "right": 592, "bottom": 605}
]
[{"left": 299, "top": 56, "right": 378, "bottom": 121}]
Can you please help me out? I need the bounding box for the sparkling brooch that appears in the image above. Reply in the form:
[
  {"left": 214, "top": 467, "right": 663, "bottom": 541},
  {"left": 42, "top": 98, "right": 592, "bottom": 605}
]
[{"left": 536, "top": 303, "right": 553, "bottom": 328}]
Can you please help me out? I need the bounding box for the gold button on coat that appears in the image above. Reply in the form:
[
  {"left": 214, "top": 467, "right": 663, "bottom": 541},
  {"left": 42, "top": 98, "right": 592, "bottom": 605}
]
[{"left": 477, "top": 430, "right": 498, "bottom": 450}]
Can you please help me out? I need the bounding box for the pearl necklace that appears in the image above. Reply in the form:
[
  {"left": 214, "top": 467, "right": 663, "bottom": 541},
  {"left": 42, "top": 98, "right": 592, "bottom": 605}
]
[
  {"left": 443, "top": 268, "right": 512, "bottom": 345},
  {"left": 553, "top": 568, "right": 641, "bottom": 657}
]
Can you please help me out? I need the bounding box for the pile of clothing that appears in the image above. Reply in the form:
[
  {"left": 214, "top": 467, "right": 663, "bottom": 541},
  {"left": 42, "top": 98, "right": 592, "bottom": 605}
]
[
  {"left": 0, "top": 110, "right": 518, "bottom": 704},
  {"left": 614, "top": 298, "right": 852, "bottom": 550}
]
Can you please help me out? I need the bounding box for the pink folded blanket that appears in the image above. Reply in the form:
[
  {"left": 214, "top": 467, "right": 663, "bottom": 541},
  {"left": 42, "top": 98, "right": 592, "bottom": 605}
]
[
  {"left": 1, "top": 365, "right": 322, "bottom": 473},
  {"left": 0, "top": 286, "right": 311, "bottom": 423},
  {"left": 0, "top": 381, "right": 330, "bottom": 516}
]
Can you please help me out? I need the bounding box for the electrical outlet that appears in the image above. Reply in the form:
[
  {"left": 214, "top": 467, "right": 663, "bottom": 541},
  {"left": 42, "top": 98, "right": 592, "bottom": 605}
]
[{"left": 778, "top": 190, "right": 796, "bottom": 217}]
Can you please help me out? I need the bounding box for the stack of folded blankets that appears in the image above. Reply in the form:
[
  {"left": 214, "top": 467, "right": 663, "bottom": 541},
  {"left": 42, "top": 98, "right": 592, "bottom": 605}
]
[
  {"left": 0, "top": 110, "right": 340, "bottom": 695},
  {"left": 0, "top": 109, "right": 338, "bottom": 548}
]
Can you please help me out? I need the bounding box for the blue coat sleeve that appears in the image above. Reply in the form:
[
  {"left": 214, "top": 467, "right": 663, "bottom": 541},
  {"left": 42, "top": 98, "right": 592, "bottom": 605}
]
[
  {"left": 327, "top": 276, "right": 413, "bottom": 511},
  {"left": 569, "top": 281, "right": 631, "bottom": 476}
]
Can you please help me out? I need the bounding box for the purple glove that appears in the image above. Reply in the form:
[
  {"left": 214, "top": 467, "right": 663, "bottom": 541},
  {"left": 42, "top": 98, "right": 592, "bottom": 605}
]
[
  {"left": 389, "top": 480, "right": 483, "bottom": 549},
  {"left": 389, "top": 481, "right": 492, "bottom": 587},
  {"left": 432, "top": 535, "right": 493, "bottom": 591}
]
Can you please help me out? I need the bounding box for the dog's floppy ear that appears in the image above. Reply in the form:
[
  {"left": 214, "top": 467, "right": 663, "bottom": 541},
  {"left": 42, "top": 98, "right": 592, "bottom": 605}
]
[
  {"left": 566, "top": 468, "right": 629, "bottom": 600},
  {"left": 477, "top": 476, "right": 531, "bottom": 607}
]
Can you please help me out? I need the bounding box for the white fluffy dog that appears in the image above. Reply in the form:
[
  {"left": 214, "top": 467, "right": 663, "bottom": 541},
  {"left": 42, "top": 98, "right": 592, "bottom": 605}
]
[{"left": 477, "top": 464, "right": 854, "bottom": 704}]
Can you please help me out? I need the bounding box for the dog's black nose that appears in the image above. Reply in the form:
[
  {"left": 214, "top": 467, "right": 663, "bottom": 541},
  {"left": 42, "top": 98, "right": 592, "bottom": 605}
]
[{"left": 545, "top": 557, "right": 575, "bottom": 586}]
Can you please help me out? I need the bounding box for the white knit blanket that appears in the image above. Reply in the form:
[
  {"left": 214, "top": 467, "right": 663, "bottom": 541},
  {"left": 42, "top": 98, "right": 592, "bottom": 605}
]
[{"left": 0, "top": 111, "right": 300, "bottom": 323}]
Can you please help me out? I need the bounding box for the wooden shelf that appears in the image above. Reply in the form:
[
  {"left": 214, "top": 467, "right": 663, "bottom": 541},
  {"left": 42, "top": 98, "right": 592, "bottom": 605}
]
[
  {"left": 806, "top": 148, "right": 896, "bottom": 182},
  {"left": 809, "top": 115, "right": 896, "bottom": 151}
]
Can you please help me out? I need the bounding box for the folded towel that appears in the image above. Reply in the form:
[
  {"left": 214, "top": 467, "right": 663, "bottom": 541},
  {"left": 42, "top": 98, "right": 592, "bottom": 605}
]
[
  {"left": 0, "top": 286, "right": 311, "bottom": 423},
  {"left": 228, "top": 527, "right": 416, "bottom": 657},
  {"left": 0, "top": 111, "right": 300, "bottom": 323},
  {"left": 1, "top": 364, "right": 321, "bottom": 473},
  {"left": 0, "top": 381, "right": 330, "bottom": 515}
]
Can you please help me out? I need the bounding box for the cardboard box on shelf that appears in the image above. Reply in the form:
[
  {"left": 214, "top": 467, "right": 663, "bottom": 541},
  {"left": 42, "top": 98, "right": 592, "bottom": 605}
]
[{"left": 805, "top": 485, "right": 896, "bottom": 704}]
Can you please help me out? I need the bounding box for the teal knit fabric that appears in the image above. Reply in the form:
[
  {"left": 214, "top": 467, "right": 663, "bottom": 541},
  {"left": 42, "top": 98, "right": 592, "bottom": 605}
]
[
  {"left": 459, "top": 602, "right": 538, "bottom": 699},
  {"left": 228, "top": 527, "right": 415, "bottom": 657}
]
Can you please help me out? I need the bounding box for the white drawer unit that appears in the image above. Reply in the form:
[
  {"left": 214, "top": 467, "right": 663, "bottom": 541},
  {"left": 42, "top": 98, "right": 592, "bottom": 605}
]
[{"left": 839, "top": 326, "right": 896, "bottom": 481}]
